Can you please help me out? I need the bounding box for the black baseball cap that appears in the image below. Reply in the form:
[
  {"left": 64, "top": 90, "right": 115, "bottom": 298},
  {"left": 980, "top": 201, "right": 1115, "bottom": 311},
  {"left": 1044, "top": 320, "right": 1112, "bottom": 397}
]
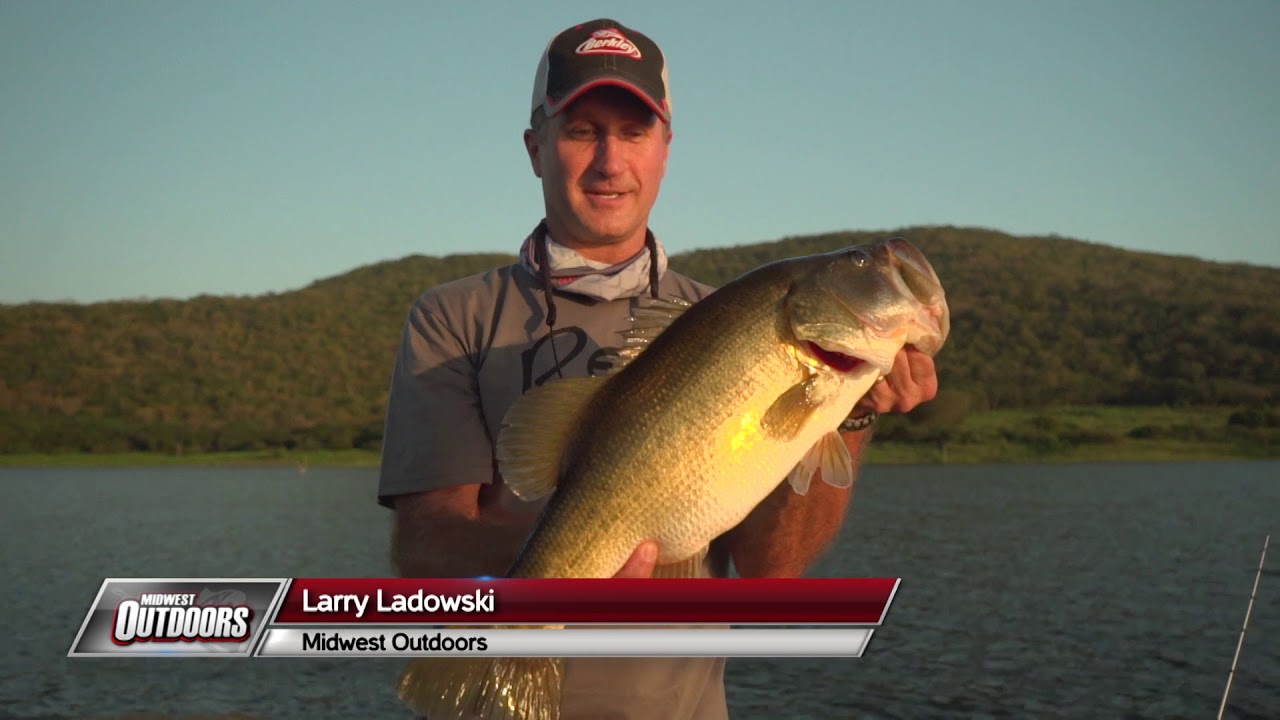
[{"left": 531, "top": 18, "right": 672, "bottom": 124}]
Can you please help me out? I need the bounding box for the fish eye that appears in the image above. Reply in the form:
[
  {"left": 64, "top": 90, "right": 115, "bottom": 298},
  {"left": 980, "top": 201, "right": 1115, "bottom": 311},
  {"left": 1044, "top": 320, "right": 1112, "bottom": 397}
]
[{"left": 847, "top": 248, "right": 871, "bottom": 267}]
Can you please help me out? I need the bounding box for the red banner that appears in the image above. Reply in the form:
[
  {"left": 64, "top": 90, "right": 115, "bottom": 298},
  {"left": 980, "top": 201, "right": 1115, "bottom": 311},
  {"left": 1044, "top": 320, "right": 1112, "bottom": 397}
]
[{"left": 271, "top": 578, "right": 898, "bottom": 625}]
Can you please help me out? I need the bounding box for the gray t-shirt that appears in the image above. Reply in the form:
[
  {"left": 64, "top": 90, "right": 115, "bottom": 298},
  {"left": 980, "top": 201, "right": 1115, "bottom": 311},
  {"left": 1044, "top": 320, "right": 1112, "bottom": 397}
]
[{"left": 378, "top": 259, "right": 731, "bottom": 720}]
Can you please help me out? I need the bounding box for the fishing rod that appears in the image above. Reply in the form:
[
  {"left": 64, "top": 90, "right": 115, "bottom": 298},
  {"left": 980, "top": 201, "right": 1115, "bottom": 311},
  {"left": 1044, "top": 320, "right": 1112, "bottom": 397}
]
[{"left": 1216, "top": 533, "right": 1269, "bottom": 720}]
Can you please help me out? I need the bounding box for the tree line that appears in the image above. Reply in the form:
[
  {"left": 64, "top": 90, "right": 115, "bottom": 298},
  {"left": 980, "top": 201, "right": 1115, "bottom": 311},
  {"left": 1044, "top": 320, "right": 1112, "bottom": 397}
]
[{"left": 1, "top": 227, "right": 1276, "bottom": 455}]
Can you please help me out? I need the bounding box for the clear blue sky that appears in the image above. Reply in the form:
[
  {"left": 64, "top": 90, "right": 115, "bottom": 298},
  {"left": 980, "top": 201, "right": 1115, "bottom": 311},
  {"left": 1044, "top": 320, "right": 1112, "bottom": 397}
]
[{"left": 2, "top": 0, "right": 1276, "bottom": 304}]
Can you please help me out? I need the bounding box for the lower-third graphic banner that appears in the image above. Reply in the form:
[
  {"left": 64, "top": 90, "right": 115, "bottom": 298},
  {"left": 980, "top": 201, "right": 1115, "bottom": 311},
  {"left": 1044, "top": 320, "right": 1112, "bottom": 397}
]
[{"left": 254, "top": 627, "right": 875, "bottom": 657}]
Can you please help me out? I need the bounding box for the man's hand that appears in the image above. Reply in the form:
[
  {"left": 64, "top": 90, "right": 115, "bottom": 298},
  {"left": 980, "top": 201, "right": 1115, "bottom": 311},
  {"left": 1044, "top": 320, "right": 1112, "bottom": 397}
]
[
  {"left": 859, "top": 345, "right": 938, "bottom": 415},
  {"left": 612, "top": 540, "right": 659, "bottom": 578}
]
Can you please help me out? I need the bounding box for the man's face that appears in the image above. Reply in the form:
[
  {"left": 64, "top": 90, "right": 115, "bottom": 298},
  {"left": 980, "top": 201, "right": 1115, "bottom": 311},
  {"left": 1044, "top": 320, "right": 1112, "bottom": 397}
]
[{"left": 525, "top": 86, "right": 671, "bottom": 261}]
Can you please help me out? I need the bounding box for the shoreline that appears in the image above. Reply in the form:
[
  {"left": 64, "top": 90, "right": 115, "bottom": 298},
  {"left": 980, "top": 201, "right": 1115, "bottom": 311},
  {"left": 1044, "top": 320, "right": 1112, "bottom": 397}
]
[
  {"left": 1, "top": 441, "right": 1274, "bottom": 469},
  {"left": 4, "top": 405, "right": 1273, "bottom": 469}
]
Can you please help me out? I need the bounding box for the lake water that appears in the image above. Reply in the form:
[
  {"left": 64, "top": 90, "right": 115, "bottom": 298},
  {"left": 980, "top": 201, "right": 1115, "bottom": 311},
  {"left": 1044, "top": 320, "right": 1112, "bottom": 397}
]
[{"left": 3, "top": 462, "right": 1277, "bottom": 719}]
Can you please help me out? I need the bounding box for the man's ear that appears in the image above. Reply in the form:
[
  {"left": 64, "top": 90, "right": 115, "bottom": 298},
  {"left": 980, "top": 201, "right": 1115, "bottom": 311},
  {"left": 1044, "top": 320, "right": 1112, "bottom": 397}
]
[
  {"left": 523, "top": 129, "right": 542, "bottom": 178},
  {"left": 661, "top": 129, "right": 671, "bottom": 176}
]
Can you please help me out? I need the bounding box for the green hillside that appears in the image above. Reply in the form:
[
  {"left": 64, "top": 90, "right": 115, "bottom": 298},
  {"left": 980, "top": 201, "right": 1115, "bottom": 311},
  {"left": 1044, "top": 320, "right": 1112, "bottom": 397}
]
[{"left": 1, "top": 226, "right": 1277, "bottom": 457}]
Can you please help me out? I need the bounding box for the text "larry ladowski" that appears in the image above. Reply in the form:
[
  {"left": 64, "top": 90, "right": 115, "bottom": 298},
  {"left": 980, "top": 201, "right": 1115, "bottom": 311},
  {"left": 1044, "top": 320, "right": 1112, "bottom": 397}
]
[{"left": 302, "top": 588, "right": 496, "bottom": 619}]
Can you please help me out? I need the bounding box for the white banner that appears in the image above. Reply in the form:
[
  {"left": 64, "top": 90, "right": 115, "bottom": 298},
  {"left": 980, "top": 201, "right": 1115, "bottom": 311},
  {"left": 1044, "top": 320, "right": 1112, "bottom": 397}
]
[{"left": 255, "top": 627, "right": 874, "bottom": 657}]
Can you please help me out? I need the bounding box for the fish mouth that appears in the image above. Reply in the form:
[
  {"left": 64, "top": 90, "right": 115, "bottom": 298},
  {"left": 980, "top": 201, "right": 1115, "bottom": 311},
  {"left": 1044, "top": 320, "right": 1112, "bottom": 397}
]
[{"left": 805, "top": 340, "right": 869, "bottom": 374}]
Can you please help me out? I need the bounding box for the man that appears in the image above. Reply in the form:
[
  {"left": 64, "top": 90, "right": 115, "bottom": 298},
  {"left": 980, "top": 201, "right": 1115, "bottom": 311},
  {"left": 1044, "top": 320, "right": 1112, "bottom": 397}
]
[{"left": 377, "top": 18, "right": 938, "bottom": 719}]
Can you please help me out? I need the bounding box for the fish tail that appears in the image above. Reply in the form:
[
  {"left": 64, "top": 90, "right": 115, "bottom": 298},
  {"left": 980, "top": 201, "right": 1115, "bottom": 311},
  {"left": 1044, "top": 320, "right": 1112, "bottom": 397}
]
[{"left": 398, "top": 656, "right": 563, "bottom": 720}]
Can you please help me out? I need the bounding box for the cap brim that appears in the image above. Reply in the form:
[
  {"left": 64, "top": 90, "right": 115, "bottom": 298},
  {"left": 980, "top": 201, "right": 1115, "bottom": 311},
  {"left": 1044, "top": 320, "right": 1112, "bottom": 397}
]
[{"left": 546, "top": 78, "right": 671, "bottom": 123}]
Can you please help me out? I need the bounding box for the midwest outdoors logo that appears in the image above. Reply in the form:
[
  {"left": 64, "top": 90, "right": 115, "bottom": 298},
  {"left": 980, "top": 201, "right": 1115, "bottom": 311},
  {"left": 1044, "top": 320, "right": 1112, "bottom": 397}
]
[
  {"left": 575, "top": 29, "right": 642, "bottom": 60},
  {"left": 111, "top": 589, "right": 253, "bottom": 645},
  {"left": 68, "top": 579, "right": 288, "bottom": 657}
]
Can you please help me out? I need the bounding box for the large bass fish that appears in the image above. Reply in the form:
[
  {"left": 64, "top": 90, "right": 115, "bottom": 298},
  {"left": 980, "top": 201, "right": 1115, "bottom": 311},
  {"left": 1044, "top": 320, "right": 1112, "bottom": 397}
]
[{"left": 399, "top": 237, "right": 951, "bottom": 719}]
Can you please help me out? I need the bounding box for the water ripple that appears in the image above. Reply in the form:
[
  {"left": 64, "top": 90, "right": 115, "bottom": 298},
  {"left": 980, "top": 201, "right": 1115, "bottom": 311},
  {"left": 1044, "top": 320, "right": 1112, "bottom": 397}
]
[{"left": 2, "top": 462, "right": 1277, "bottom": 719}]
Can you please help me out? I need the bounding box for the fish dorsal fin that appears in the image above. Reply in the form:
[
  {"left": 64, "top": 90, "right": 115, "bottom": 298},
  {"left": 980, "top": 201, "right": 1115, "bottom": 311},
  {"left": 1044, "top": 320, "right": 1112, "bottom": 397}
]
[
  {"left": 595, "top": 296, "right": 695, "bottom": 378},
  {"left": 496, "top": 377, "right": 603, "bottom": 502},
  {"left": 786, "top": 430, "right": 856, "bottom": 495},
  {"left": 651, "top": 545, "right": 710, "bottom": 579}
]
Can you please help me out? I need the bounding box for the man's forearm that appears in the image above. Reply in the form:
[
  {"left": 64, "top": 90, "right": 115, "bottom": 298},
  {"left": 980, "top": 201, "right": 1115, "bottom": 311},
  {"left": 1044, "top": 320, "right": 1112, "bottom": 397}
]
[
  {"left": 726, "top": 428, "right": 872, "bottom": 578},
  {"left": 391, "top": 500, "right": 533, "bottom": 579}
]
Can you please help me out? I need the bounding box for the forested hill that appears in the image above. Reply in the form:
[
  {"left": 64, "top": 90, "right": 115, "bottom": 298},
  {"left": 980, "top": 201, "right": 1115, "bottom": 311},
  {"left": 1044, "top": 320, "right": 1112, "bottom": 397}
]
[{"left": 1, "top": 226, "right": 1276, "bottom": 454}]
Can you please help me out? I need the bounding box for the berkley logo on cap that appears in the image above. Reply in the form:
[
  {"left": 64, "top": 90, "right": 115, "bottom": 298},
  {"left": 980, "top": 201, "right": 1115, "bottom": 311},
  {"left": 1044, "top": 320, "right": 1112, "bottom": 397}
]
[{"left": 575, "top": 28, "right": 642, "bottom": 60}]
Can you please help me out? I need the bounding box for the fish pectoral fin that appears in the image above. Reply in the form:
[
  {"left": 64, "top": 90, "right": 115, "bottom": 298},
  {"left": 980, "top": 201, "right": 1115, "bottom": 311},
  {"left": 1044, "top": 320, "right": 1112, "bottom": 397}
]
[
  {"left": 497, "top": 377, "right": 603, "bottom": 502},
  {"left": 787, "top": 431, "right": 855, "bottom": 494},
  {"left": 651, "top": 546, "right": 709, "bottom": 579},
  {"left": 761, "top": 376, "right": 821, "bottom": 441}
]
